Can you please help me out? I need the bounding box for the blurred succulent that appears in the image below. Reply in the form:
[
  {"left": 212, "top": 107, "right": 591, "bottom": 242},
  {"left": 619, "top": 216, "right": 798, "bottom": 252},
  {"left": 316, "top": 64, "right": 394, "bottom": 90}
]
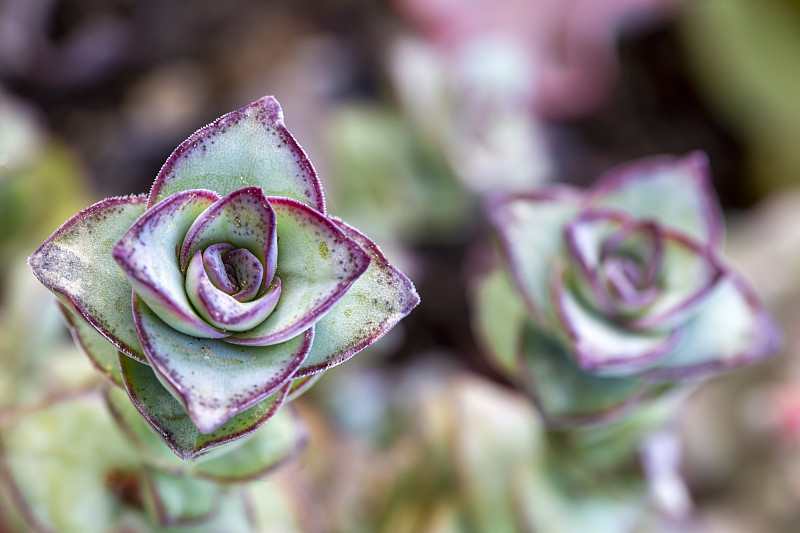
[
  {"left": 0, "top": 389, "right": 308, "bottom": 533},
  {"left": 473, "top": 152, "right": 780, "bottom": 425},
  {"left": 27, "top": 95, "right": 419, "bottom": 461}
]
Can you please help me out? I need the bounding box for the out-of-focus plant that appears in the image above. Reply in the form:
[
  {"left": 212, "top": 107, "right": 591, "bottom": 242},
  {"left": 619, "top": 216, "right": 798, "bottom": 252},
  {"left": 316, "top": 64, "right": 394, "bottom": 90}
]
[
  {"left": 0, "top": 389, "right": 308, "bottom": 533},
  {"left": 395, "top": 0, "right": 685, "bottom": 121},
  {"left": 295, "top": 371, "right": 689, "bottom": 533},
  {"left": 680, "top": 0, "right": 800, "bottom": 196},
  {"left": 323, "top": 104, "right": 474, "bottom": 244},
  {"left": 388, "top": 36, "right": 551, "bottom": 194},
  {"left": 473, "top": 152, "right": 780, "bottom": 425},
  {"left": 25, "top": 96, "right": 418, "bottom": 466}
]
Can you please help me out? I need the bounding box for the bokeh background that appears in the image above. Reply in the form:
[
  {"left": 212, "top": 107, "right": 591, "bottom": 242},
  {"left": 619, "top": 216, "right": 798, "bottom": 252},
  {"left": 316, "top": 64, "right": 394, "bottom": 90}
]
[{"left": 3, "top": 0, "right": 800, "bottom": 531}]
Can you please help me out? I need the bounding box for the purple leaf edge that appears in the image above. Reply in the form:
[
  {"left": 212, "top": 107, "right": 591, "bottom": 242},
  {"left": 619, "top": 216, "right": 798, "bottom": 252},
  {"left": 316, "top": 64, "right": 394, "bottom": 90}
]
[
  {"left": 147, "top": 95, "right": 325, "bottom": 214},
  {"left": 291, "top": 217, "right": 421, "bottom": 378},
  {"left": 27, "top": 194, "right": 149, "bottom": 360}
]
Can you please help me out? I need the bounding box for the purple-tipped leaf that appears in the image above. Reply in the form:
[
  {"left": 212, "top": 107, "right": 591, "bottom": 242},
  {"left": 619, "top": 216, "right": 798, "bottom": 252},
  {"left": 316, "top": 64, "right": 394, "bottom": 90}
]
[
  {"left": 222, "top": 248, "right": 265, "bottom": 301},
  {"left": 286, "top": 373, "right": 324, "bottom": 402},
  {"left": 179, "top": 187, "right": 277, "bottom": 295},
  {"left": 228, "top": 198, "right": 371, "bottom": 346},
  {"left": 148, "top": 95, "right": 325, "bottom": 213},
  {"left": 106, "top": 385, "right": 308, "bottom": 482},
  {"left": 27, "top": 195, "right": 148, "bottom": 360},
  {"left": 113, "top": 189, "right": 228, "bottom": 339},
  {"left": 647, "top": 271, "right": 783, "bottom": 380},
  {"left": 117, "top": 352, "right": 289, "bottom": 460},
  {"left": 185, "top": 251, "right": 281, "bottom": 332},
  {"left": 188, "top": 407, "right": 308, "bottom": 483},
  {"left": 132, "top": 294, "right": 312, "bottom": 434},
  {"left": 586, "top": 152, "right": 724, "bottom": 247},
  {"left": 551, "top": 265, "right": 683, "bottom": 376},
  {"left": 489, "top": 187, "right": 582, "bottom": 323},
  {"left": 295, "top": 218, "right": 420, "bottom": 377},
  {"left": 626, "top": 229, "right": 724, "bottom": 330}
]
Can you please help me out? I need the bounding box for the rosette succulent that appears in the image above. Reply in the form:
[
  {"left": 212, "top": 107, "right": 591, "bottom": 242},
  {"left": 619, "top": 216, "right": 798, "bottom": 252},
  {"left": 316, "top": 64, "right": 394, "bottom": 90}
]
[
  {"left": 27, "top": 96, "right": 419, "bottom": 460},
  {"left": 474, "top": 153, "right": 781, "bottom": 425}
]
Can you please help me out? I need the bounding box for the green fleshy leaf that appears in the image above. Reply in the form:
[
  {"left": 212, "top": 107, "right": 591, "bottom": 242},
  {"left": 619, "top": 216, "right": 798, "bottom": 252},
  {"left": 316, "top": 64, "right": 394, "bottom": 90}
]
[
  {"left": 650, "top": 274, "right": 780, "bottom": 377},
  {"left": 554, "top": 273, "right": 679, "bottom": 377},
  {"left": 27, "top": 195, "right": 148, "bottom": 359},
  {"left": 491, "top": 192, "right": 581, "bottom": 322},
  {"left": 633, "top": 233, "right": 721, "bottom": 329},
  {"left": 113, "top": 190, "right": 224, "bottom": 339},
  {"left": 229, "top": 199, "right": 370, "bottom": 346},
  {"left": 148, "top": 96, "right": 324, "bottom": 213},
  {"left": 471, "top": 265, "right": 528, "bottom": 376},
  {"left": 587, "top": 153, "right": 723, "bottom": 246},
  {"left": 117, "top": 353, "right": 289, "bottom": 460},
  {"left": 0, "top": 392, "right": 144, "bottom": 533},
  {"left": 141, "top": 467, "right": 220, "bottom": 527},
  {"left": 133, "top": 294, "right": 310, "bottom": 433},
  {"left": 191, "top": 407, "right": 307, "bottom": 482},
  {"left": 295, "top": 219, "right": 419, "bottom": 376},
  {"left": 179, "top": 186, "right": 276, "bottom": 279},
  {"left": 105, "top": 385, "right": 306, "bottom": 482},
  {"left": 59, "top": 303, "right": 125, "bottom": 388},
  {"left": 519, "top": 323, "right": 645, "bottom": 425}
]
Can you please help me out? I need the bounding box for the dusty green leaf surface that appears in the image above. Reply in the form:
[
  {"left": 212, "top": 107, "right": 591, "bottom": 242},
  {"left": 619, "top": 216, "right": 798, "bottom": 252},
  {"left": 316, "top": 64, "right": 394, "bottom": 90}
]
[
  {"left": 117, "top": 354, "right": 288, "bottom": 460},
  {"left": 297, "top": 220, "right": 419, "bottom": 376},
  {"left": 471, "top": 265, "right": 529, "bottom": 376},
  {"left": 148, "top": 96, "right": 324, "bottom": 212},
  {"left": 229, "top": 198, "right": 370, "bottom": 346},
  {"left": 133, "top": 294, "right": 310, "bottom": 433},
  {"left": 106, "top": 385, "right": 306, "bottom": 482},
  {"left": 27, "top": 195, "right": 148, "bottom": 359}
]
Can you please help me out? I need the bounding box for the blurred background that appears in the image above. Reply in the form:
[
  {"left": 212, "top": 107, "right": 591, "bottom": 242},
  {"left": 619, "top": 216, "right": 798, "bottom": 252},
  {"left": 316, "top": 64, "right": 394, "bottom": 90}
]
[{"left": 3, "top": 0, "right": 800, "bottom": 531}]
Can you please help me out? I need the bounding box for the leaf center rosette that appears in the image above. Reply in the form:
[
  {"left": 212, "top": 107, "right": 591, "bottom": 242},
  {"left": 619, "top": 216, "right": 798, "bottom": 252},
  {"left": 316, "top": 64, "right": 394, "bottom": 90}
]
[
  {"left": 475, "top": 153, "right": 781, "bottom": 426},
  {"left": 27, "top": 96, "right": 419, "bottom": 461}
]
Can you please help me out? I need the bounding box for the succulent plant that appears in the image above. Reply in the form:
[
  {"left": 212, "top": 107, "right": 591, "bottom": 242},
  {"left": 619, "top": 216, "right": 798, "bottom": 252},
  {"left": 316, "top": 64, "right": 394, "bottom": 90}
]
[
  {"left": 473, "top": 152, "right": 781, "bottom": 426},
  {"left": 0, "top": 389, "right": 308, "bottom": 533},
  {"left": 27, "top": 95, "right": 419, "bottom": 461}
]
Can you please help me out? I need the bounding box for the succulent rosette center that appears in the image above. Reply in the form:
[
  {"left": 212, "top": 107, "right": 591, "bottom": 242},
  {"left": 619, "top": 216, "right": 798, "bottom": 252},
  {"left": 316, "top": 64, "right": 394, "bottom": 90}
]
[
  {"left": 179, "top": 187, "right": 282, "bottom": 333},
  {"left": 27, "top": 96, "right": 419, "bottom": 458},
  {"left": 478, "top": 153, "right": 781, "bottom": 427}
]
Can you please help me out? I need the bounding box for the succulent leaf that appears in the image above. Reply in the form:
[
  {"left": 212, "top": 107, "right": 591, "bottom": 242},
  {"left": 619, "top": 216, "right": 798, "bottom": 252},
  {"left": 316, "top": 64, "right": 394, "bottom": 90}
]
[
  {"left": 518, "top": 323, "right": 650, "bottom": 426},
  {"left": 113, "top": 189, "right": 226, "bottom": 339},
  {"left": 148, "top": 95, "right": 325, "bottom": 213},
  {"left": 296, "top": 219, "right": 420, "bottom": 376},
  {"left": 228, "top": 198, "right": 371, "bottom": 346},
  {"left": 586, "top": 152, "right": 724, "bottom": 247},
  {"left": 489, "top": 187, "right": 582, "bottom": 322},
  {"left": 481, "top": 153, "right": 780, "bottom": 424},
  {"left": 118, "top": 353, "right": 289, "bottom": 460},
  {"left": 132, "top": 294, "right": 311, "bottom": 434},
  {"left": 648, "top": 272, "right": 781, "bottom": 379},
  {"left": 58, "top": 302, "right": 126, "bottom": 387},
  {"left": 27, "top": 195, "right": 148, "bottom": 359}
]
